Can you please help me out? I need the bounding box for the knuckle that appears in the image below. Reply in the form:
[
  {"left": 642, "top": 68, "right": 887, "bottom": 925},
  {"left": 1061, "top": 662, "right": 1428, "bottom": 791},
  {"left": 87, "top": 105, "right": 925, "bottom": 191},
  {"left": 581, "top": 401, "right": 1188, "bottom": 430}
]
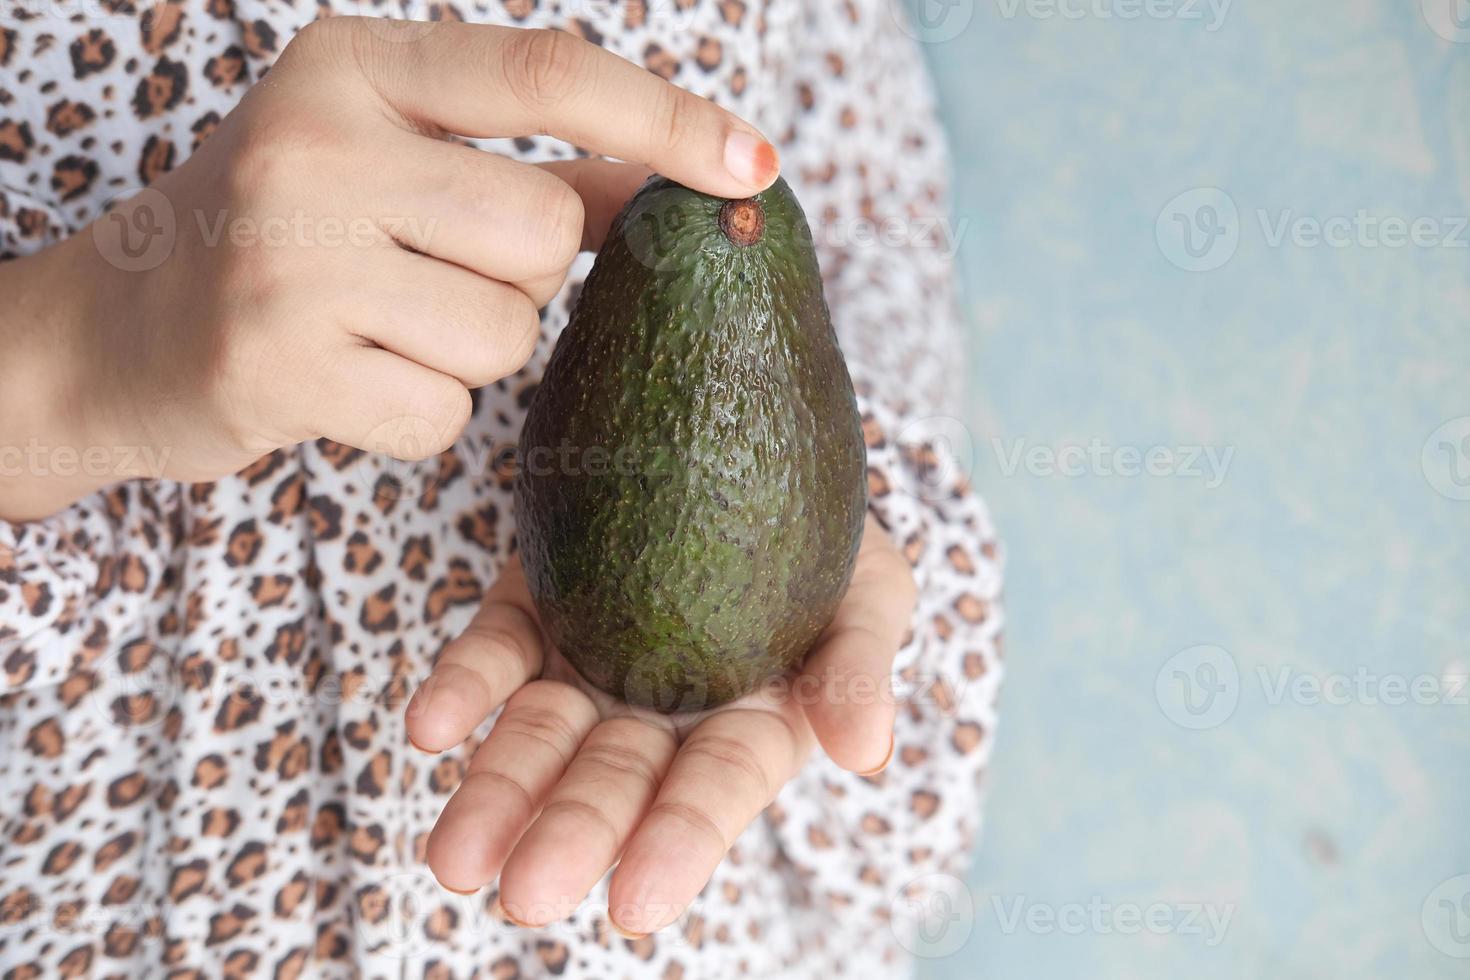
[
  {"left": 228, "top": 112, "right": 348, "bottom": 204},
  {"left": 540, "top": 798, "right": 620, "bottom": 843},
  {"left": 391, "top": 379, "right": 470, "bottom": 458},
  {"left": 461, "top": 287, "right": 539, "bottom": 386},
  {"left": 501, "top": 28, "right": 588, "bottom": 109},
  {"left": 497, "top": 705, "right": 580, "bottom": 762},
  {"left": 291, "top": 14, "right": 351, "bottom": 46},
  {"left": 530, "top": 178, "right": 585, "bottom": 269},
  {"left": 503, "top": 289, "right": 544, "bottom": 367},
  {"left": 278, "top": 16, "right": 328, "bottom": 62},
  {"left": 285, "top": 14, "right": 336, "bottom": 51},
  {"left": 457, "top": 612, "right": 538, "bottom": 675},
  {"left": 458, "top": 622, "right": 524, "bottom": 661},
  {"left": 461, "top": 768, "right": 535, "bottom": 816},
  {"left": 226, "top": 127, "right": 285, "bottom": 203},
  {"left": 278, "top": 16, "right": 361, "bottom": 75},
  {"left": 648, "top": 800, "right": 728, "bottom": 850},
  {"left": 680, "top": 734, "right": 770, "bottom": 799},
  {"left": 577, "top": 740, "right": 661, "bottom": 791},
  {"left": 651, "top": 85, "right": 697, "bottom": 155}
]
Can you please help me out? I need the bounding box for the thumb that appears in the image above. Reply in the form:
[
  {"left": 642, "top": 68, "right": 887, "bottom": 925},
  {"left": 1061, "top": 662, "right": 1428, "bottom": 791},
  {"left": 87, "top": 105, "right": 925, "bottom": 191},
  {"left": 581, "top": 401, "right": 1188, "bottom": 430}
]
[{"left": 537, "top": 158, "right": 654, "bottom": 254}]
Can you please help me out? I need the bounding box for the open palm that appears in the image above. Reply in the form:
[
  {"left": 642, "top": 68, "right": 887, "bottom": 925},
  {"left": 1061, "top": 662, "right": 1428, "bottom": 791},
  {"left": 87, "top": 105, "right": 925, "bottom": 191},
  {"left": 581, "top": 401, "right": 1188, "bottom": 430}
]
[{"left": 405, "top": 514, "right": 915, "bottom": 935}]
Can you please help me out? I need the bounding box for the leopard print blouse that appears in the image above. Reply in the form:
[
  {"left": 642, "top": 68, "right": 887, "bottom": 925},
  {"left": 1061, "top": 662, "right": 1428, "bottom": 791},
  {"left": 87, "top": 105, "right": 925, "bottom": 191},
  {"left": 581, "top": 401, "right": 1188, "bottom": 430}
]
[{"left": 0, "top": 0, "right": 1004, "bottom": 976}]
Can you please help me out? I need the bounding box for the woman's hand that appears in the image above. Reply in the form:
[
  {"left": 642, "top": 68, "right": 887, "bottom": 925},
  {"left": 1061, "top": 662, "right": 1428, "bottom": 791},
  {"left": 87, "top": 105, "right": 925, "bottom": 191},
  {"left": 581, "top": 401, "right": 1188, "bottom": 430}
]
[
  {"left": 405, "top": 514, "right": 917, "bottom": 935},
  {"left": 0, "top": 19, "right": 778, "bottom": 522}
]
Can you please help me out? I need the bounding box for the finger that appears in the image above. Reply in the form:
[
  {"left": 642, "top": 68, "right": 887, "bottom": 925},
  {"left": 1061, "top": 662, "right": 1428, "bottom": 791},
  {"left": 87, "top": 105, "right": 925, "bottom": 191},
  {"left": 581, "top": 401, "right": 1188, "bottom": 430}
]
[
  {"left": 514, "top": 159, "right": 653, "bottom": 304},
  {"left": 609, "top": 702, "right": 814, "bottom": 934},
  {"left": 327, "top": 20, "right": 779, "bottom": 197},
  {"left": 800, "top": 516, "right": 917, "bottom": 774},
  {"left": 426, "top": 680, "right": 599, "bottom": 893},
  {"left": 517, "top": 270, "right": 573, "bottom": 314},
  {"left": 364, "top": 144, "right": 643, "bottom": 308},
  {"left": 364, "top": 133, "right": 583, "bottom": 294},
  {"left": 536, "top": 159, "right": 653, "bottom": 252},
  {"left": 312, "top": 345, "right": 472, "bottom": 460},
  {"left": 351, "top": 247, "right": 542, "bottom": 387},
  {"left": 405, "top": 556, "right": 545, "bottom": 752},
  {"left": 497, "top": 716, "right": 677, "bottom": 926}
]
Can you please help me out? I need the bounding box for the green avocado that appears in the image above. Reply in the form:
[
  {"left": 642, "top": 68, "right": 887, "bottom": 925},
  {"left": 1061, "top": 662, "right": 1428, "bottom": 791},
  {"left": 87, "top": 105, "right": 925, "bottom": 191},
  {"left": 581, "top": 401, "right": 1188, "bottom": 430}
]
[{"left": 514, "top": 175, "right": 867, "bottom": 712}]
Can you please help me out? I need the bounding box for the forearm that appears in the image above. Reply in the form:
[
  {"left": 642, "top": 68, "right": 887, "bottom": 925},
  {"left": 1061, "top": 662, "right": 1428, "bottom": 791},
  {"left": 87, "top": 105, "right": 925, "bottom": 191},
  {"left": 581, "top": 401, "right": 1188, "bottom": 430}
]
[{"left": 0, "top": 233, "right": 121, "bottom": 522}]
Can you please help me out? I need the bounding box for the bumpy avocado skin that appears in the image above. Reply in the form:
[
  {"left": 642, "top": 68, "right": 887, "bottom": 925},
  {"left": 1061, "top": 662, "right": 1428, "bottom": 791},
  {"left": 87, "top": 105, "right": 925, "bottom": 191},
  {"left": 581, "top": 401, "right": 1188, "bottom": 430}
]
[{"left": 515, "top": 176, "right": 867, "bottom": 712}]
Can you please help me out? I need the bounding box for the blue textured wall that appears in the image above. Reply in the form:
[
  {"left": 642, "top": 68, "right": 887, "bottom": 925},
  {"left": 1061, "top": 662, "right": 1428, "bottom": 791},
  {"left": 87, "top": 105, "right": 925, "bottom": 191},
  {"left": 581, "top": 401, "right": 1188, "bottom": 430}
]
[{"left": 913, "top": 1, "right": 1470, "bottom": 977}]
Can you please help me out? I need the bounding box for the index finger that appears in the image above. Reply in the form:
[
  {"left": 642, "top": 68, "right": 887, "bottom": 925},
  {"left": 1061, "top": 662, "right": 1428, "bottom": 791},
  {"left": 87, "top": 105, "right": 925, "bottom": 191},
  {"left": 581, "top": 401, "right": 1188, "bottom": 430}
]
[
  {"left": 319, "top": 19, "right": 779, "bottom": 199},
  {"left": 608, "top": 701, "right": 814, "bottom": 935},
  {"left": 404, "top": 556, "right": 545, "bottom": 752}
]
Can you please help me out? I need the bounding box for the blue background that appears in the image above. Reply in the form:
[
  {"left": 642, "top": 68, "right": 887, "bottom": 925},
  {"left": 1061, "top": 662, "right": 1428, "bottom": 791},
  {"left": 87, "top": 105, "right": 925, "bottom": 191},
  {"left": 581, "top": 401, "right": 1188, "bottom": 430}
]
[{"left": 915, "top": 1, "right": 1470, "bottom": 977}]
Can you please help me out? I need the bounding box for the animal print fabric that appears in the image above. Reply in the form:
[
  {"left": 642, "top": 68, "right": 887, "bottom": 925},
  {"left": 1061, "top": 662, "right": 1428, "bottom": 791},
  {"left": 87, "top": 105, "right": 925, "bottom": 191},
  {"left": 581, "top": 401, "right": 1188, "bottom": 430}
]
[{"left": 0, "top": 0, "right": 1004, "bottom": 976}]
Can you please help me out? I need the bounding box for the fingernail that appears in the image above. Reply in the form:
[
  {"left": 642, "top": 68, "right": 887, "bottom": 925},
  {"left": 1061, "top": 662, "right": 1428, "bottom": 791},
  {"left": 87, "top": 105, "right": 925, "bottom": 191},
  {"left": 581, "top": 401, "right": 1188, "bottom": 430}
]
[
  {"left": 406, "top": 730, "right": 437, "bottom": 754},
  {"left": 609, "top": 919, "right": 648, "bottom": 941},
  {"left": 724, "top": 130, "right": 779, "bottom": 189},
  {"left": 441, "top": 882, "right": 479, "bottom": 896},
  {"left": 491, "top": 897, "right": 535, "bottom": 928},
  {"left": 857, "top": 732, "right": 895, "bottom": 777}
]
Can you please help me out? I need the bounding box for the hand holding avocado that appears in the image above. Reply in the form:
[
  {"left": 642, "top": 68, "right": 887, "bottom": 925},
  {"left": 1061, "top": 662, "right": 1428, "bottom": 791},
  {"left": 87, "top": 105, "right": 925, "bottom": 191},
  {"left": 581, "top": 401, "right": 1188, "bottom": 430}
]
[
  {"left": 406, "top": 514, "right": 916, "bottom": 935},
  {"left": 0, "top": 20, "right": 779, "bottom": 521}
]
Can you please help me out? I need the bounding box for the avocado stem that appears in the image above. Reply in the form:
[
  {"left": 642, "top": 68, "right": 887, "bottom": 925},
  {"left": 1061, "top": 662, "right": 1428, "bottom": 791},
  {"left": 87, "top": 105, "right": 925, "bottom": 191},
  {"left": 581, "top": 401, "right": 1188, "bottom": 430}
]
[{"left": 719, "top": 198, "right": 765, "bottom": 247}]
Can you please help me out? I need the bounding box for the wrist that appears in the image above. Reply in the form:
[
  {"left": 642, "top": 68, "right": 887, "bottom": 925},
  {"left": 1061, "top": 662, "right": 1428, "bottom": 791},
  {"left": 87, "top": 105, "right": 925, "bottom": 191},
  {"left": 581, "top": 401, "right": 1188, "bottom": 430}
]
[{"left": 0, "top": 233, "right": 129, "bottom": 521}]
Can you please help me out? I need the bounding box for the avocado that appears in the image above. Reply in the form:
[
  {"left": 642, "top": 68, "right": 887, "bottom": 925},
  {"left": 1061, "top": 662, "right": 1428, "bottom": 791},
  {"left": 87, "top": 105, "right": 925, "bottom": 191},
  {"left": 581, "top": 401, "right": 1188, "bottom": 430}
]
[{"left": 514, "top": 176, "right": 866, "bottom": 712}]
